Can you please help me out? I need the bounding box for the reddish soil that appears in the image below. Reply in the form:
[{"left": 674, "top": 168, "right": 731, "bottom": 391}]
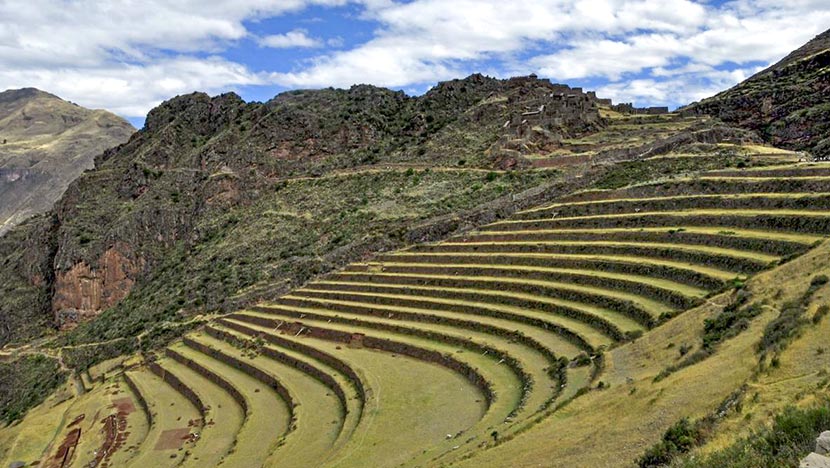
[
  {"left": 46, "top": 427, "right": 81, "bottom": 468},
  {"left": 67, "top": 414, "right": 85, "bottom": 428},
  {"left": 154, "top": 428, "right": 192, "bottom": 450},
  {"left": 91, "top": 397, "right": 132, "bottom": 468},
  {"left": 111, "top": 397, "right": 136, "bottom": 414}
]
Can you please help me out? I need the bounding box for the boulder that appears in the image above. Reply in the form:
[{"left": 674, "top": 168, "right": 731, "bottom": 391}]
[
  {"left": 802, "top": 453, "right": 830, "bottom": 468},
  {"left": 818, "top": 431, "right": 830, "bottom": 455}
]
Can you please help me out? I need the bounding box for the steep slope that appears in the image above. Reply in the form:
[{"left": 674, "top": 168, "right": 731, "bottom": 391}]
[
  {"left": 0, "top": 75, "right": 771, "bottom": 443},
  {"left": 688, "top": 28, "right": 830, "bottom": 157},
  {"left": 5, "top": 154, "right": 827, "bottom": 468},
  {"left": 0, "top": 88, "right": 134, "bottom": 235}
]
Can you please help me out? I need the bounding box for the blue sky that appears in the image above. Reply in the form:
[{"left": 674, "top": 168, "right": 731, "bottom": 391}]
[{"left": 0, "top": 0, "right": 828, "bottom": 129}]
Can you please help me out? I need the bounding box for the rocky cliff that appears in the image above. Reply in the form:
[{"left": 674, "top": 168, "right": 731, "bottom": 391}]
[
  {"left": 688, "top": 28, "right": 830, "bottom": 158},
  {"left": 0, "top": 88, "right": 134, "bottom": 235}
]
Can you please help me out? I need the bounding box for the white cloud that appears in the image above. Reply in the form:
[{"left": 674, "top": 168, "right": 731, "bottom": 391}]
[
  {"left": 0, "top": 0, "right": 348, "bottom": 116},
  {"left": 0, "top": 57, "right": 266, "bottom": 117},
  {"left": 0, "top": 0, "right": 829, "bottom": 117},
  {"left": 269, "top": 0, "right": 830, "bottom": 96},
  {"left": 260, "top": 30, "right": 322, "bottom": 48}
]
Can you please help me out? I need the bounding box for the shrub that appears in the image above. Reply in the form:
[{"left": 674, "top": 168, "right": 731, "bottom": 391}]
[
  {"left": 814, "top": 305, "right": 829, "bottom": 325},
  {"left": 0, "top": 355, "right": 67, "bottom": 424},
  {"left": 637, "top": 418, "right": 703, "bottom": 467},
  {"left": 675, "top": 403, "right": 830, "bottom": 467},
  {"left": 758, "top": 300, "right": 809, "bottom": 354},
  {"left": 701, "top": 298, "right": 761, "bottom": 351}
]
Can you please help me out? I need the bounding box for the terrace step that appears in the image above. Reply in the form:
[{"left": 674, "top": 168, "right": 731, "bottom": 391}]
[
  {"left": 207, "top": 319, "right": 368, "bottom": 449},
  {"left": 320, "top": 270, "right": 658, "bottom": 328},
  {"left": 169, "top": 340, "right": 292, "bottom": 467},
  {"left": 257, "top": 292, "right": 586, "bottom": 359},
  {"left": 401, "top": 241, "right": 767, "bottom": 273},
  {"left": 458, "top": 227, "right": 817, "bottom": 258},
  {"left": 482, "top": 210, "right": 830, "bottom": 238},
  {"left": 189, "top": 331, "right": 344, "bottom": 468},
  {"left": 236, "top": 303, "right": 564, "bottom": 417},
  {"left": 279, "top": 287, "right": 610, "bottom": 353},
  {"left": 224, "top": 310, "right": 525, "bottom": 423},
  {"left": 228, "top": 323, "right": 488, "bottom": 468},
  {"left": 362, "top": 251, "right": 731, "bottom": 290},
  {"left": 515, "top": 193, "right": 830, "bottom": 220},
  {"left": 706, "top": 164, "right": 830, "bottom": 178},
  {"left": 123, "top": 367, "right": 202, "bottom": 468},
  {"left": 294, "top": 279, "right": 632, "bottom": 341},
  {"left": 152, "top": 357, "right": 243, "bottom": 467},
  {"left": 223, "top": 312, "right": 546, "bottom": 464},
  {"left": 557, "top": 177, "right": 830, "bottom": 203},
  {"left": 347, "top": 261, "right": 702, "bottom": 310}
]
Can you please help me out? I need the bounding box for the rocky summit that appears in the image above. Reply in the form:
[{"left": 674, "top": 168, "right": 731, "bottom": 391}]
[{"left": 2, "top": 26, "right": 830, "bottom": 468}]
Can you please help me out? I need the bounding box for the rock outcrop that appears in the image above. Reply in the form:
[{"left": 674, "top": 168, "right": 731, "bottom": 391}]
[
  {"left": 52, "top": 242, "right": 143, "bottom": 329},
  {"left": 800, "top": 431, "right": 830, "bottom": 468}
]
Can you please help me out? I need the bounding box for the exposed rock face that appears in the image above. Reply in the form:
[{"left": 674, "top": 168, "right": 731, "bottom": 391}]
[
  {"left": 799, "top": 431, "right": 830, "bottom": 468},
  {"left": 688, "top": 28, "right": 830, "bottom": 158},
  {"left": 818, "top": 431, "right": 830, "bottom": 455},
  {"left": 52, "top": 242, "right": 143, "bottom": 329},
  {"left": 801, "top": 452, "right": 830, "bottom": 468},
  {"left": 0, "top": 88, "right": 134, "bottom": 235}
]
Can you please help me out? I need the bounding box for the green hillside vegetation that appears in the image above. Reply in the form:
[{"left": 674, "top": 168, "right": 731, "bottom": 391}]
[
  {"left": 688, "top": 29, "right": 830, "bottom": 158},
  {"left": 6, "top": 151, "right": 830, "bottom": 467}
]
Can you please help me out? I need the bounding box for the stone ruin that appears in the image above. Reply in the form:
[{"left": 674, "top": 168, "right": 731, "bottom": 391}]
[
  {"left": 485, "top": 73, "right": 673, "bottom": 168},
  {"left": 611, "top": 102, "right": 670, "bottom": 115},
  {"left": 503, "top": 74, "right": 603, "bottom": 140}
]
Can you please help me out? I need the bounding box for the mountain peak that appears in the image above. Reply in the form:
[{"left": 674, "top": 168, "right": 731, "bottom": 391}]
[{"left": 0, "top": 87, "right": 59, "bottom": 104}]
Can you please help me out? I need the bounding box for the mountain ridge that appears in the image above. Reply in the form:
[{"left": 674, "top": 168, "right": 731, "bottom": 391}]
[{"left": 687, "top": 27, "right": 830, "bottom": 158}]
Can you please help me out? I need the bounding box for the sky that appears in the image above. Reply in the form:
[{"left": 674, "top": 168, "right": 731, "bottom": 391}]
[{"left": 1, "top": 1, "right": 829, "bottom": 128}]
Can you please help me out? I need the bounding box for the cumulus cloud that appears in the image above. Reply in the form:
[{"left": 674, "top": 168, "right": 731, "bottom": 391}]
[
  {"left": 0, "top": 0, "right": 829, "bottom": 117},
  {"left": 0, "top": 57, "right": 266, "bottom": 116},
  {"left": 270, "top": 0, "right": 830, "bottom": 106},
  {"left": 260, "top": 30, "right": 322, "bottom": 48}
]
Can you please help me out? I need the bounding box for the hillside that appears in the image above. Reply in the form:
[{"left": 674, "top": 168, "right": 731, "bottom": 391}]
[
  {"left": 688, "top": 28, "right": 830, "bottom": 158},
  {"left": 0, "top": 88, "right": 134, "bottom": 235},
  {"left": 0, "top": 74, "right": 729, "bottom": 352},
  {"left": 2, "top": 36, "right": 830, "bottom": 467}
]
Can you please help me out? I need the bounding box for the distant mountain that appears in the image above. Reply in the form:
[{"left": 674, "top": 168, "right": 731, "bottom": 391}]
[
  {"left": 688, "top": 28, "right": 830, "bottom": 158},
  {"left": 0, "top": 88, "right": 134, "bottom": 235}
]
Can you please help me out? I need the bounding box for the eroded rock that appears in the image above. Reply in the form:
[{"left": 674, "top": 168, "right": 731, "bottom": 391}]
[{"left": 52, "top": 242, "right": 143, "bottom": 329}]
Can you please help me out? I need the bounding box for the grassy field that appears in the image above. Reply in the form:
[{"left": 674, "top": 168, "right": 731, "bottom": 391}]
[
  {"left": 193, "top": 331, "right": 344, "bottom": 468},
  {"left": 222, "top": 324, "right": 488, "bottom": 468},
  {"left": 452, "top": 240, "right": 830, "bottom": 467}
]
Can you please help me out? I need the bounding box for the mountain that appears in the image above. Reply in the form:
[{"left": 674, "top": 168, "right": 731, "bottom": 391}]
[
  {"left": 0, "top": 88, "right": 134, "bottom": 235},
  {"left": 0, "top": 74, "right": 750, "bottom": 352},
  {"left": 688, "top": 28, "right": 830, "bottom": 157},
  {"left": 0, "top": 69, "right": 802, "bottom": 467}
]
